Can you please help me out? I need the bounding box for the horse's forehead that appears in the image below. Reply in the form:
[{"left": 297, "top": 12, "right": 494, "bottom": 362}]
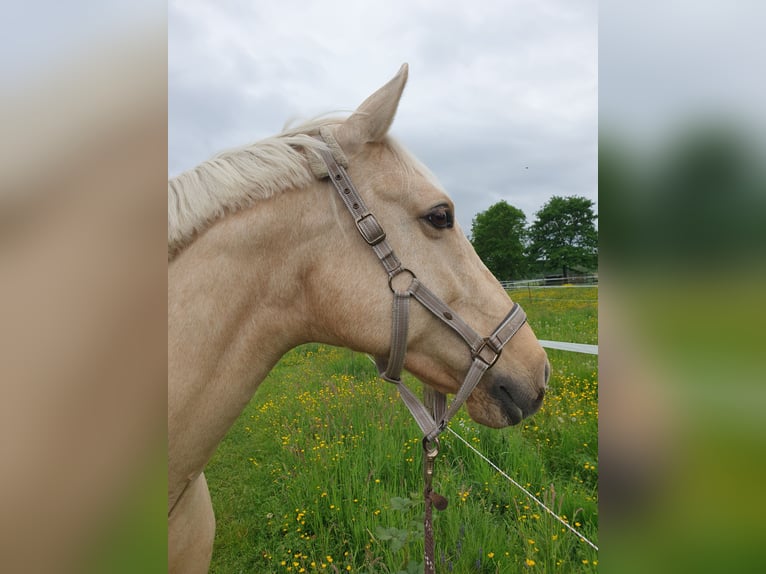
[{"left": 360, "top": 144, "right": 448, "bottom": 204}]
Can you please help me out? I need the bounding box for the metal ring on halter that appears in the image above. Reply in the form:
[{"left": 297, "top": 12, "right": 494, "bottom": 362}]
[
  {"left": 388, "top": 267, "right": 417, "bottom": 294},
  {"left": 422, "top": 436, "right": 440, "bottom": 457}
]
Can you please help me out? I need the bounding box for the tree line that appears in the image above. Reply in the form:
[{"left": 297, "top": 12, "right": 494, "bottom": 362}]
[{"left": 470, "top": 195, "right": 597, "bottom": 281}]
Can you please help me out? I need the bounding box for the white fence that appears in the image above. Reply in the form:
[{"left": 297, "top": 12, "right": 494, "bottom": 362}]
[
  {"left": 539, "top": 340, "right": 598, "bottom": 355},
  {"left": 499, "top": 274, "right": 598, "bottom": 289},
  {"left": 502, "top": 277, "right": 599, "bottom": 355}
]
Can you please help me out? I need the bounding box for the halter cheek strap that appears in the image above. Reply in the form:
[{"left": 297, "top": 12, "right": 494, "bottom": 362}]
[{"left": 312, "top": 131, "right": 527, "bottom": 442}]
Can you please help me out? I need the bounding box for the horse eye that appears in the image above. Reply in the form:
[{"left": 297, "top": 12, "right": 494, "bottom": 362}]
[{"left": 425, "top": 206, "right": 454, "bottom": 229}]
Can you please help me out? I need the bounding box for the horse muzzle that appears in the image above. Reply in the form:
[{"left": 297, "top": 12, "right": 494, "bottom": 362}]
[
  {"left": 491, "top": 378, "right": 546, "bottom": 425},
  {"left": 476, "top": 356, "right": 550, "bottom": 426}
]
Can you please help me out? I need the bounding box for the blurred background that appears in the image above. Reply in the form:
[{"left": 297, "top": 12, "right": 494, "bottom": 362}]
[
  {"left": 599, "top": 1, "right": 765, "bottom": 572},
  {"left": 0, "top": 2, "right": 167, "bottom": 573},
  {"left": 1, "top": 1, "right": 764, "bottom": 572}
]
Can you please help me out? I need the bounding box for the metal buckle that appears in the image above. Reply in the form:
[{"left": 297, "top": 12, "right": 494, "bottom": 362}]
[
  {"left": 472, "top": 338, "right": 502, "bottom": 367},
  {"left": 355, "top": 213, "right": 386, "bottom": 246}
]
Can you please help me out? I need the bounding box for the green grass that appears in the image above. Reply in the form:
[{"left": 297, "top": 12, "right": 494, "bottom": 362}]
[{"left": 206, "top": 287, "right": 598, "bottom": 573}]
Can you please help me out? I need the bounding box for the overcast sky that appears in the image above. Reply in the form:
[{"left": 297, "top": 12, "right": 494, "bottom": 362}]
[{"left": 169, "top": 0, "right": 597, "bottom": 233}]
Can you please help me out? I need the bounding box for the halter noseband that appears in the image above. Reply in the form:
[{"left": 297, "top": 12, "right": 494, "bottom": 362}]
[{"left": 312, "top": 128, "right": 527, "bottom": 442}]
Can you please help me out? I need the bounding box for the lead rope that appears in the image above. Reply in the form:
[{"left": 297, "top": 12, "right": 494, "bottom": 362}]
[
  {"left": 423, "top": 439, "right": 438, "bottom": 574},
  {"left": 422, "top": 388, "right": 446, "bottom": 574}
]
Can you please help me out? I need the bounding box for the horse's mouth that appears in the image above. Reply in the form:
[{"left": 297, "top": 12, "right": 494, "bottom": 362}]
[
  {"left": 494, "top": 385, "right": 525, "bottom": 425},
  {"left": 491, "top": 382, "right": 545, "bottom": 426}
]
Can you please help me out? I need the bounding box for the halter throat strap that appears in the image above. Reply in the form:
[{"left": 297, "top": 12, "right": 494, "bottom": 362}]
[{"left": 313, "top": 133, "right": 527, "bottom": 441}]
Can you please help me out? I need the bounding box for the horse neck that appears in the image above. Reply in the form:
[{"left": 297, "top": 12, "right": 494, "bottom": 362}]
[{"left": 168, "top": 184, "right": 324, "bottom": 501}]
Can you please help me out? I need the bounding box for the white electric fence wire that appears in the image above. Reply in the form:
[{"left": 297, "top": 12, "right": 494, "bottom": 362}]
[
  {"left": 446, "top": 427, "right": 599, "bottom": 552},
  {"left": 516, "top": 297, "right": 597, "bottom": 303}
]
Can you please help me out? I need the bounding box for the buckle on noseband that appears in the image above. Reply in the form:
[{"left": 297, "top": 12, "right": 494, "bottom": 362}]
[{"left": 472, "top": 338, "right": 502, "bottom": 367}]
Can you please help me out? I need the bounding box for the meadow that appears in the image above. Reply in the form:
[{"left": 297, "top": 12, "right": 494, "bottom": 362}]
[{"left": 206, "top": 287, "right": 598, "bottom": 573}]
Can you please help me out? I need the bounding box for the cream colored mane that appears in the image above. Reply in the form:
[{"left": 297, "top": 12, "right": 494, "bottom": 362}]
[
  {"left": 167, "top": 115, "right": 435, "bottom": 262},
  {"left": 168, "top": 121, "right": 339, "bottom": 261}
]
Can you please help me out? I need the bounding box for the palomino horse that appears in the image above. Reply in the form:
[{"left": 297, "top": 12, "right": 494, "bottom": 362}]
[{"left": 168, "top": 64, "right": 549, "bottom": 573}]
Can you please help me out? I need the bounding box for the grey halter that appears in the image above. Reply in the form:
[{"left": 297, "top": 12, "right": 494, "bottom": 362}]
[{"left": 311, "top": 128, "right": 528, "bottom": 443}]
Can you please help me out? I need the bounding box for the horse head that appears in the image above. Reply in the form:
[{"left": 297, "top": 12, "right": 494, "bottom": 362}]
[{"left": 303, "top": 65, "right": 549, "bottom": 428}]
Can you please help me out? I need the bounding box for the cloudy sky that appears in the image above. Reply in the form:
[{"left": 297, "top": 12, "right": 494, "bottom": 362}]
[
  {"left": 600, "top": 1, "right": 765, "bottom": 146},
  {"left": 169, "top": 0, "right": 597, "bottom": 233}
]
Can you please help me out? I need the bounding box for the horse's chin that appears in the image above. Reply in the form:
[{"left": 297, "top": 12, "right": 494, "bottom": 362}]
[
  {"left": 467, "top": 377, "right": 548, "bottom": 428},
  {"left": 466, "top": 373, "right": 547, "bottom": 428},
  {"left": 465, "top": 396, "right": 521, "bottom": 428}
]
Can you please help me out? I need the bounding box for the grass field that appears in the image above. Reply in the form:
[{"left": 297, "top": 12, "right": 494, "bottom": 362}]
[{"left": 205, "top": 287, "right": 598, "bottom": 573}]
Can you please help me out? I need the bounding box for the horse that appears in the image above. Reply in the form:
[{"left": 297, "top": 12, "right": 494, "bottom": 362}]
[{"left": 168, "top": 64, "right": 550, "bottom": 573}]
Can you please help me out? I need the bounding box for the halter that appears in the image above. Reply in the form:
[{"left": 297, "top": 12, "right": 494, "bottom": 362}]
[
  {"left": 311, "top": 128, "right": 528, "bottom": 443},
  {"left": 311, "top": 128, "right": 528, "bottom": 573}
]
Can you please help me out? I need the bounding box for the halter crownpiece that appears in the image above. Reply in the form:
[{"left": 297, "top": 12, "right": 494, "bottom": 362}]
[{"left": 312, "top": 133, "right": 528, "bottom": 442}]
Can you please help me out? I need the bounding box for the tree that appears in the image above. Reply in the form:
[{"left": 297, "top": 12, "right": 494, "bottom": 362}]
[
  {"left": 527, "top": 196, "right": 598, "bottom": 277},
  {"left": 470, "top": 201, "right": 527, "bottom": 280}
]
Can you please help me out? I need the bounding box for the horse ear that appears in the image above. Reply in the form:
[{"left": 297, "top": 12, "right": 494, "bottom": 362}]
[{"left": 335, "top": 63, "right": 408, "bottom": 151}]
